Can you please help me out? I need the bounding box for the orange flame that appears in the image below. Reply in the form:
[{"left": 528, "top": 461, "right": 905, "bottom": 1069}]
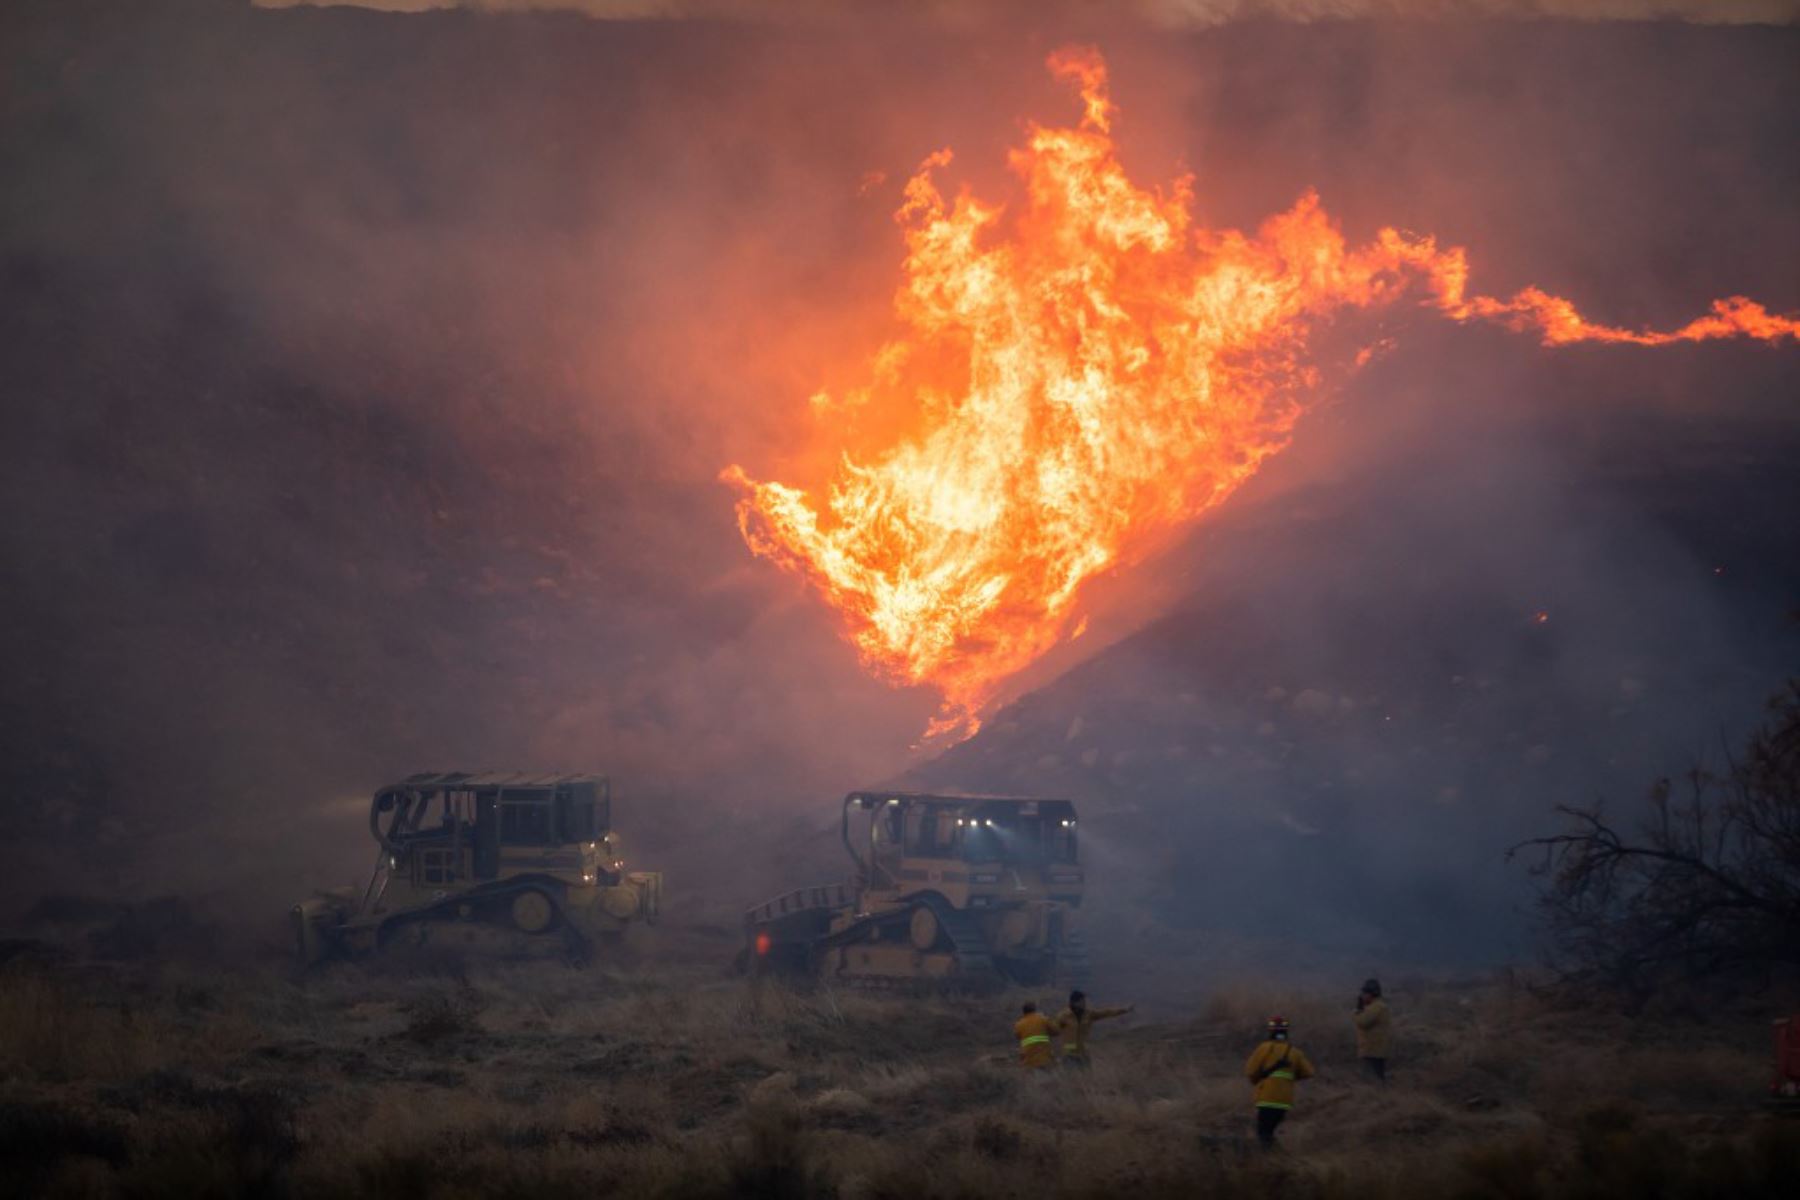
[{"left": 722, "top": 47, "right": 1797, "bottom": 731}]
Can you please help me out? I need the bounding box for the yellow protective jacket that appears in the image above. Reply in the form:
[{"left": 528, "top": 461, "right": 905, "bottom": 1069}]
[
  {"left": 1056, "top": 1005, "right": 1129, "bottom": 1060},
  {"left": 1354, "top": 997, "right": 1391, "bottom": 1058},
  {"left": 1244, "top": 1040, "right": 1315, "bottom": 1110},
  {"left": 1014, "top": 1013, "right": 1060, "bottom": 1068}
]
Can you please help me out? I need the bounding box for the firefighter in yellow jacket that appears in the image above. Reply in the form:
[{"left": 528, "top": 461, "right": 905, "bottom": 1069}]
[
  {"left": 1013, "top": 1001, "right": 1059, "bottom": 1069},
  {"left": 1244, "top": 1015, "right": 1315, "bottom": 1148},
  {"left": 1056, "top": 989, "right": 1134, "bottom": 1067}
]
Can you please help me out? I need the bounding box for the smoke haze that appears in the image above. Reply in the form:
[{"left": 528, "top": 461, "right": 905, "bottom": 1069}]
[
  {"left": 253, "top": 0, "right": 1800, "bottom": 27},
  {"left": 2, "top": 0, "right": 1795, "bottom": 971}
]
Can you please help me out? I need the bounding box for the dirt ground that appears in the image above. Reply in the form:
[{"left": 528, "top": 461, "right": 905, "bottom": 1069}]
[{"left": 0, "top": 910, "right": 1795, "bottom": 1199}]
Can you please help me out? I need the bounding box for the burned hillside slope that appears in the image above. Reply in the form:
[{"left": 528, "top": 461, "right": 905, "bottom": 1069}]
[{"left": 906, "top": 341, "right": 1800, "bottom": 970}]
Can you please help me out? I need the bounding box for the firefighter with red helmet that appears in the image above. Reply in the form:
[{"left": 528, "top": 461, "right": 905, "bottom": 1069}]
[{"left": 1244, "top": 1015, "right": 1316, "bottom": 1148}]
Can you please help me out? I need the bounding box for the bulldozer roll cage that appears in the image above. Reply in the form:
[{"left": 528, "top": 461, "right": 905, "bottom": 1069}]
[{"left": 293, "top": 771, "right": 660, "bottom": 965}]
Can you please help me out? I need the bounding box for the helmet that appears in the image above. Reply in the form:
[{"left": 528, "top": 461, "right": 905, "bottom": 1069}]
[
  {"left": 1362, "top": 978, "right": 1382, "bottom": 997},
  {"left": 1267, "top": 1015, "right": 1290, "bottom": 1033}
]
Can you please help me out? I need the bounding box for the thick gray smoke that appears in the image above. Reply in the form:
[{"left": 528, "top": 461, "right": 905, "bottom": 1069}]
[
  {"left": 2, "top": 2, "right": 1795, "bottom": 969},
  {"left": 253, "top": 0, "right": 1800, "bottom": 26}
]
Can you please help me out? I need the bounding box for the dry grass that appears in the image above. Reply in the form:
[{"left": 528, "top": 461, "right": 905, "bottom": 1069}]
[{"left": 0, "top": 950, "right": 1794, "bottom": 1199}]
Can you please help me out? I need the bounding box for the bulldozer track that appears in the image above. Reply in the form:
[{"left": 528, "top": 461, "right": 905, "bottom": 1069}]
[
  {"left": 373, "top": 887, "right": 595, "bottom": 966},
  {"left": 374, "top": 880, "right": 576, "bottom": 947},
  {"left": 808, "top": 893, "right": 1003, "bottom": 989},
  {"left": 385, "top": 878, "right": 557, "bottom": 926},
  {"left": 741, "top": 792, "right": 1083, "bottom": 992},
  {"left": 922, "top": 894, "right": 997, "bottom": 978}
]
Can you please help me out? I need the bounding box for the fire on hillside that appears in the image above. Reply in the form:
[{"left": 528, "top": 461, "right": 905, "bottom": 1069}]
[{"left": 722, "top": 47, "right": 1797, "bottom": 738}]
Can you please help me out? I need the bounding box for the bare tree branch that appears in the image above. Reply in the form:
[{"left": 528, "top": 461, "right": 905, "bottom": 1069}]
[{"left": 1509, "top": 679, "right": 1800, "bottom": 998}]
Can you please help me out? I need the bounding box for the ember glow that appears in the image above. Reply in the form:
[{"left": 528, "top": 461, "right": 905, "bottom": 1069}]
[{"left": 723, "top": 47, "right": 1798, "bottom": 731}]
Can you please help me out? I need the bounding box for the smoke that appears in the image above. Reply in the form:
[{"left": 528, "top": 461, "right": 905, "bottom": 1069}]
[
  {"left": 2, "top": 2, "right": 1795, "bottom": 965},
  {"left": 251, "top": 0, "right": 1800, "bottom": 25},
  {"left": 1, "top": 0, "right": 974, "bottom": 912}
]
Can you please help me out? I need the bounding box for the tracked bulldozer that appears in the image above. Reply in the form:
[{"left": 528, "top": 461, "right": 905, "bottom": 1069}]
[
  {"left": 744, "top": 791, "right": 1086, "bottom": 989},
  {"left": 293, "top": 772, "right": 660, "bottom": 964}
]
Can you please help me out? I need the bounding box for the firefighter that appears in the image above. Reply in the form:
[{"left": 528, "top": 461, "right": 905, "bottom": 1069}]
[
  {"left": 1056, "top": 989, "right": 1134, "bottom": 1067},
  {"left": 1353, "top": 977, "right": 1391, "bottom": 1082},
  {"left": 1014, "top": 1001, "right": 1059, "bottom": 1069},
  {"left": 1244, "top": 1015, "right": 1315, "bottom": 1148}
]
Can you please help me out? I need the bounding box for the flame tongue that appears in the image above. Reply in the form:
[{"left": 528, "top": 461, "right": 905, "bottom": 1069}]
[{"left": 723, "top": 47, "right": 1798, "bottom": 732}]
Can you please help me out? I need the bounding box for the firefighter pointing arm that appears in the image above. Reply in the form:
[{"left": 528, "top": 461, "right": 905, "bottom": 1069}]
[{"left": 1055, "top": 989, "right": 1134, "bottom": 1067}]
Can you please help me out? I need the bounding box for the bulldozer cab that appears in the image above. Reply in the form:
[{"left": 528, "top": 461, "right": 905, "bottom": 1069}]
[
  {"left": 846, "top": 792, "right": 1079, "bottom": 891},
  {"left": 371, "top": 773, "right": 613, "bottom": 892},
  {"left": 956, "top": 802, "right": 1078, "bottom": 866}
]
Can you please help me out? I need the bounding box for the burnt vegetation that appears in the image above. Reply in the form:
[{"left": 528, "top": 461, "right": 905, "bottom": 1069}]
[
  {"left": 1, "top": 955, "right": 1796, "bottom": 1200},
  {"left": 1515, "top": 681, "right": 1800, "bottom": 1000}
]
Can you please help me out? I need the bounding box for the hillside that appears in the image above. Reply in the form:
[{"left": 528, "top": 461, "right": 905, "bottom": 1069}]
[{"left": 905, "top": 330, "right": 1800, "bottom": 970}]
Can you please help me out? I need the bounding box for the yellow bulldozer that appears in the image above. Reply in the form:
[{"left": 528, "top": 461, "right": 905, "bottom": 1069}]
[
  {"left": 293, "top": 772, "right": 661, "bottom": 964},
  {"left": 744, "top": 791, "right": 1087, "bottom": 988}
]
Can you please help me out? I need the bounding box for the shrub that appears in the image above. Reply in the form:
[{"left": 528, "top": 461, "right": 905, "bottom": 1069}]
[
  {"left": 1454, "top": 1132, "right": 1550, "bottom": 1200},
  {"left": 0, "top": 968, "right": 170, "bottom": 1079},
  {"left": 1513, "top": 681, "right": 1800, "bottom": 1000},
  {"left": 969, "top": 1114, "right": 1023, "bottom": 1161},
  {"left": 730, "top": 1087, "right": 824, "bottom": 1200},
  {"left": 0, "top": 1098, "right": 129, "bottom": 1175},
  {"left": 400, "top": 990, "right": 485, "bottom": 1045}
]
